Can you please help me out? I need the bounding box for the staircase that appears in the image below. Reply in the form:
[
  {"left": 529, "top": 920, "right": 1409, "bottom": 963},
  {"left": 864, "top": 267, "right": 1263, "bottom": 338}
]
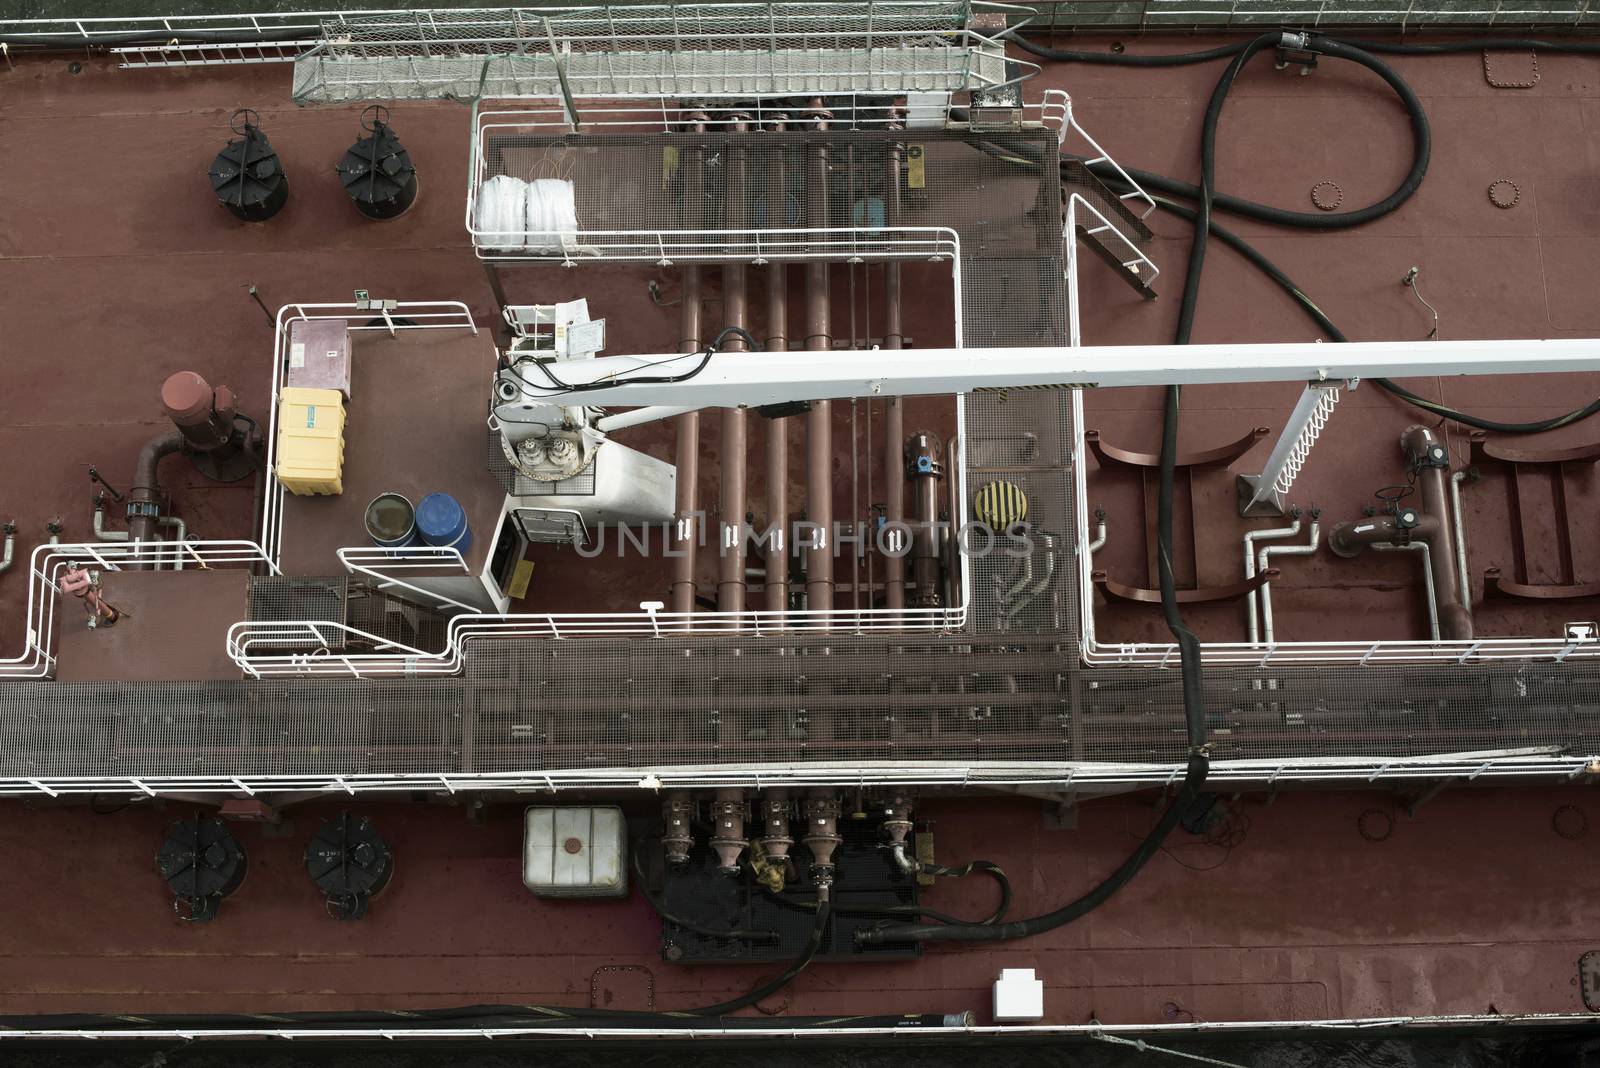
[{"left": 1063, "top": 159, "right": 1158, "bottom": 300}]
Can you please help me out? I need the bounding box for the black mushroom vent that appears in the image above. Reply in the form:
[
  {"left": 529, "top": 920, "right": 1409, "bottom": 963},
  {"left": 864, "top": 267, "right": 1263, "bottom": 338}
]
[
  {"left": 208, "top": 108, "right": 289, "bottom": 222},
  {"left": 305, "top": 811, "right": 394, "bottom": 920},
  {"left": 156, "top": 815, "right": 248, "bottom": 922},
  {"left": 338, "top": 105, "right": 418, "bottom": 220}
]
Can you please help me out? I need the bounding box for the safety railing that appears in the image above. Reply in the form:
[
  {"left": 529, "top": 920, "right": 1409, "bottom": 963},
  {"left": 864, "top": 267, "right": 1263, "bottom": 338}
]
[
  {"left": 336, "top": 545, "right": 479, "bottom": 614},
  {"left": 229, "top": 602, "right": 972, "bottom": 678},
  {"left": 0, "top": 541, "right": 276, "bottom": 680},
  {"left": 472, "top": 225, "right": 964, "bottom": 265},
  {"left": 1047, "top": 88, "right": 1156, "bottom": 221},
  {"left": 262, "top": 302, "right": 480, "bottom": 567},
  {"left": 473, "top": 96, "right": 1074, "bottom": 138},
  {"left": 246, "top": 258, "right": 970, "bottom": 677},
  {"left": 110, "top": 39, "right": 314, "bottom": 68},
  {"left": 288, "top": 3, "right": 1032, "bottom": 105},
  {"left": 1068, "top": 390, "right": 1600, "bottom": 667},
  {"left": 1063, "top": 192, "right": 1160, "bottom": 340},
  {"left": 0, "top": 747, "right": 1593, "bottom": 798},
  {"left": 0, "top": 10, "right": 337, "bottom": 41},
  {"left": 1021, "top": 0, "right": 1600, "bottom": 32}
]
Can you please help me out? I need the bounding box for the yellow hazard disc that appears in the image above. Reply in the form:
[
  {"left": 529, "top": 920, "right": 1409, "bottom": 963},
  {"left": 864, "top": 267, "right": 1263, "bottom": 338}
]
[{"left": 974, "top": 480, "right": 1028, "bottom": 529}]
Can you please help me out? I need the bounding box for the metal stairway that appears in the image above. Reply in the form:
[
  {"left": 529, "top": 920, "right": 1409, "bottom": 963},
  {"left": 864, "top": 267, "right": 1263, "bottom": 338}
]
[{"left": 1063, "top": 159, "right": 1157, "bottom": 299}]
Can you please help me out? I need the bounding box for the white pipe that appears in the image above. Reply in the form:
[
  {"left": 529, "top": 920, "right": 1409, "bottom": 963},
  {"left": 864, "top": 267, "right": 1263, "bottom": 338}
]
[
  {"left": 1258, "top": 521, "right": 1320, "bottom": 645},
  {"left": 1085, "top": 520, "right": 1107, "bottom": 554},
  {"left": 1373, "top": 541, "right": 1441, "bottom": 642},
  {"left": 93, "top": 507, "right": 128, "bottom": 542},
  {"left": 1244, "top": 519, "right": 1301, "bottom": 646},
  {"left": 0, "top": 528, "right": 13, "bottom": 575},
  {"left": 96, "top": 509, "right": 186, "bottom": 569},
  {"left": 1450, "top": 470, "right": 1472, "bottom": 622},
  {"left": 525, "top": 338, "right": 1600, "bottom": 410},
  {"left": 594, "top": 404, "right": 703, "bottom": 433},
  {"left": 161, "top": 516, "right": 187, "bottom": 571}
]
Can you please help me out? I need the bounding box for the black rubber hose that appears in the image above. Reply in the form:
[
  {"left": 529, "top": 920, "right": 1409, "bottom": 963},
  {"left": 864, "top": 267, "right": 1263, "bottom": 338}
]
[
  {"left": 0, "top": 1007, "right": 974, "bottom": 1032},
  {"left": 680, "top": 899, "right": 830, "bottom": 1017},
  {"left": 856, "top": 753, "right": 1208, "bottom": 946},
  {"left": 1010, "top": 32, "right": 1252, "bottom": 66},
  {"left": 1087, "top": 37, "right": 1432, "bottom": 230},
  {"left": 1028, "top": 25, "right": 1599, "bottom": 433},
  {"left": 1351, "top": 36, "right": 1600, "bottom": 55}
]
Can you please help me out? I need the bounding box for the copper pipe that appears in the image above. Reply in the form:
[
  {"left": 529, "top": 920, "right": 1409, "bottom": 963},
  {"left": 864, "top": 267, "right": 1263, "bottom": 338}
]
[
  {"left": 766, "top": 269, "right": 790, "bottom": 614},
  {"left": 669, "top": 115, "right": 709, "bottom": 615},
  {"left": 1400, "top": 425, "right": 1472, "bottom": 640},
  {"left": 126, "top": 429, "right": 186, "bottom": 569},
  {"left": 763, "top": 113, "right": 792, "bottom": 616},
  {"left": 906, "top": 430, "right": 944, "bottom": 608},
  {"left": 718, "top": 116, "right": 751, "bottom": 616},
  {"left": 804, "top": 103, "right": 834, "bottom": 614},
  {"left": 669, "top": 270, "right": 703, "bottom": 615},
  {"left": 883, "top": 139, "right": 907, "bottom": 613},
  {"left": 1328, "top": 426, "right": 1472, "bottom": 640}
]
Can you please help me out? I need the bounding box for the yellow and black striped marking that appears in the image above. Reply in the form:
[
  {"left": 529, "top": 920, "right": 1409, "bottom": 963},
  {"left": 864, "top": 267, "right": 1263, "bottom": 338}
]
[
  {"left": 974, "top": 479, "right": 1029, "bottom": 529},
  {"left": 974, "top": 383, "right": 1097, "bottom": 394}
]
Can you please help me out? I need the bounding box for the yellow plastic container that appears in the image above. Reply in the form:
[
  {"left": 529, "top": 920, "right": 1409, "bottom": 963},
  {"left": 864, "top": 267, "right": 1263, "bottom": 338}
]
[{"left": 276, "top": 387, "right": 346, "bottom": 496}]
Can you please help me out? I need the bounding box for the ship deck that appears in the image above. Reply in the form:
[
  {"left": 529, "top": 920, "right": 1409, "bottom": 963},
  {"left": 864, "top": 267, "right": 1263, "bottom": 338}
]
[{"left": 3, "top": 32, "right": 1600, "bottom": 1030}]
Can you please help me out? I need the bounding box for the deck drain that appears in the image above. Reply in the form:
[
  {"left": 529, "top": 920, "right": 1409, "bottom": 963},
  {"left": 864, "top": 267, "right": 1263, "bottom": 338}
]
[
  {"left": 1310, "top": 179, "right": 1343, "bottom": 211},
  {"left": 1553, "top": 804, "right": 1588, "bottom": 840},
  {"left": 1357, "top": 808, "right": 1394, "bottom": 841},
  {"left": 1488, "top": 178, "right": 1521, "bottom": 209}
]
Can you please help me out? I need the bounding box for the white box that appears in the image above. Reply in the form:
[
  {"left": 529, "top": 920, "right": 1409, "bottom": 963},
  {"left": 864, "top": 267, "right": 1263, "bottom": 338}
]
[
  {"left": 523, "top": 805, "right": 628, "bottom": 898},
  {"left": 993, "top": 968, "right": 1044, "bottom": 1022}
]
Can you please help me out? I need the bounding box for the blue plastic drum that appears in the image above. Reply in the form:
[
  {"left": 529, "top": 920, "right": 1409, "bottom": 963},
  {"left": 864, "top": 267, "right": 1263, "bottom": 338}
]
[{"left": 415, "top": 492, "right": 472, "bottom": 557}]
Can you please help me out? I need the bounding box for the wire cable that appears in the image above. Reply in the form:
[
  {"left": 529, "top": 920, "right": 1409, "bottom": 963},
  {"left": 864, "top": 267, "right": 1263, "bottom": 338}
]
[{"left": 524, "top": 324, "right": 759, "bottom": 398}]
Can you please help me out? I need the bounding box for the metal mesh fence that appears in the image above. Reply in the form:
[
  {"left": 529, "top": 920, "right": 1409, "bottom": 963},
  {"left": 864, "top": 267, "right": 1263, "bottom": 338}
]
[
  {"left": 964, "top": 390, "right": 1078, "bottom": 633},
  {"left": 291, "top": 3, "right": 1010, "bottom": 103},
  {"left": 471, "top": 127, "right": 1060, "bottom": 265},
  {"left": 248, "top": 576, "right": 453, "bottom": 654}
]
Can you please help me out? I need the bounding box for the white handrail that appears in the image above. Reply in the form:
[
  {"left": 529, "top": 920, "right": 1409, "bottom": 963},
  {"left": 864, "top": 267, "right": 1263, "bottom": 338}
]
[
  {"left": 0, "top": 540, "right": 275, "bottom": 679},
  {"left": 0, "top": 750, "right": 1594, "bottom": 799},
  {"left": 336, "top": 545, "right": 481, "bottom": 614},
  {"left": 1068, "top": 389, "right": 1600, "bottom": 667},
  {"left": 1049, "top": 89, "right": 1157, "bottom": 220},
  {"left": 263, "top": 302, "right": 479, "bottom": 566}
]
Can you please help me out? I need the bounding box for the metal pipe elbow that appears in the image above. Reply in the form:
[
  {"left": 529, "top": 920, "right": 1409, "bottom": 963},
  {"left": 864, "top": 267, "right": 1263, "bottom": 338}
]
[
  {"left": 132, "top": 429, "right": 188, "bottom": 495},
  {"left": 1328, "top": 512, "right": 1439, "bottom": 558}
]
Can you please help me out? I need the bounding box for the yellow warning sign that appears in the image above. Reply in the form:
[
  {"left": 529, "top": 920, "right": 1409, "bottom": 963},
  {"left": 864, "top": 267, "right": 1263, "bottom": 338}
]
[{"left": 907, "top": 144, "right": 926, "bottom": 189}]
